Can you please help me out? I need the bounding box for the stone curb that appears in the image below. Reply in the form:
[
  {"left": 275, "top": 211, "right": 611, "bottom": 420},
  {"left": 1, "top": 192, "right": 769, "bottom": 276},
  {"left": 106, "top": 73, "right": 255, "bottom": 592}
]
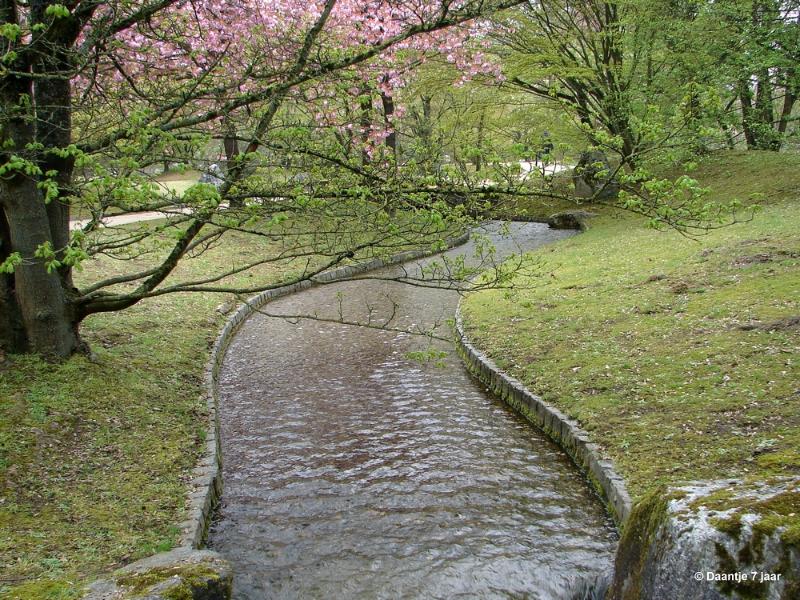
[
  {"left": 453, "top": 307, "right": 632, "bottom": 527},
  {"left": 180, "top": 231, "right": 472, "bottom": 549}
]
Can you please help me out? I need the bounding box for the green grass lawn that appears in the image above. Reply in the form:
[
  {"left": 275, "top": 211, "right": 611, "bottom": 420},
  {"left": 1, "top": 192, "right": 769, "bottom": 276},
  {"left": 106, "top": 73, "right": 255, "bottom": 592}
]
[
  {"left": 0, "top": 231, "right": 301, "bottom": 599},
  {"left": 0, "top": 208, "right": 458, "bottom": 599},
  {"left": 461, "top": 150, "right": 800, "bottom": 540}
]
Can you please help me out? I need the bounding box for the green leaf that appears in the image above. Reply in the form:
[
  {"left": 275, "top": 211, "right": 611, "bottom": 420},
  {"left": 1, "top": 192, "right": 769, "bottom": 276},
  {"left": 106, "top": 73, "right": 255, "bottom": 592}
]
[
  {"left": 0, "top": 252, "right": 22, "bottom": 274},
  {"left": 34, "top": 241, "right": 61, "bottom": 273},
  {"left": 0, "top": 24, "right": 21, "bottom": 41},
  {"left": 45, "top": 4, "right": 70, "bottom": 19}
]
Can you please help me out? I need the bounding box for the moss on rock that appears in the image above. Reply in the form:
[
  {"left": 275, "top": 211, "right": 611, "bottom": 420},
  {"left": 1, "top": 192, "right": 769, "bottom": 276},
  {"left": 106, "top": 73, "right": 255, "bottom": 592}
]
[
  {"left": 606, "top": 480, "right": 799, "bottom": 599},
  {"left": 608, "top": 487, "right": 672, "bottom": 600},
  {"left": 84, "top": 548, "right": 232, "bottom": 600},
  {"left": 117, "top": 563, "right": 225, "bottom": 598}
]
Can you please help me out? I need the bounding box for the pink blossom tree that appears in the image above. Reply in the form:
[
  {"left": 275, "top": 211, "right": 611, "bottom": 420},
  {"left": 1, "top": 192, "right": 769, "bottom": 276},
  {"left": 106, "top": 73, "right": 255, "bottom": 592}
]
[{"left": 0, "top": 0, "right": 524, "bottom": 358}]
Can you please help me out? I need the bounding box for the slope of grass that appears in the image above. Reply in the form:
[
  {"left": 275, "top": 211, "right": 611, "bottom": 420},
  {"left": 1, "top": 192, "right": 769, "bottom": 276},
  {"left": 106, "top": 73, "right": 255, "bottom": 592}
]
[
  {"left": 461, "top": 150, "right": 800, "bottom": 540},
  {"left": 0, "top": 234, "right": 297, "bottom": 599},
  {"left": 0, "top": 210, "right": 457, "bottom": 599}
]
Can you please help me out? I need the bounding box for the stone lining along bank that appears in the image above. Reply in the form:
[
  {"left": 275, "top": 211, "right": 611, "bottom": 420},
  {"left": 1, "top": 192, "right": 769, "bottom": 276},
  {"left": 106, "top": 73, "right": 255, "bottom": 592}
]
[
  {"left": 454, "top": 213, "right": 799, "bottom": 599},
  {"left": 454, "top": 307, "right": 633, "bottom": 527}
]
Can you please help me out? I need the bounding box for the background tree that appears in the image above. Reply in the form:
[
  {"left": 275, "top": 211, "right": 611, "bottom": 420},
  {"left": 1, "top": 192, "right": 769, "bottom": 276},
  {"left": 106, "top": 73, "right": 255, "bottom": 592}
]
[
  {"left": 498, "top": 0, "right": 644, "bottom": 163},
  {"left": 495, "top": 0, "right": 800, "bottom": 161},
  {"left": 701, "top": 0, "right": 800, "bottom": 150}
]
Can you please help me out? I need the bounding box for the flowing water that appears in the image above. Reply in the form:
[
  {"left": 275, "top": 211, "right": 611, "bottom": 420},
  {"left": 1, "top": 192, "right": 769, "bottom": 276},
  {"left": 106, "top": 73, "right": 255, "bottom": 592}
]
[{"left": 209, "top": 222, "right": 618, "bottom": 599}]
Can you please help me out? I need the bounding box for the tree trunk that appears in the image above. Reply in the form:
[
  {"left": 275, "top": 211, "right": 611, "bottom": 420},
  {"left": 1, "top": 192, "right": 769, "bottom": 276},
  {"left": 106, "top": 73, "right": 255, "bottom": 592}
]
[
  {"left": 720, "top": 120, "right": 737, "bottom": 150},
  {"left": 777, "top": 87, "right": 797, "bottom": 136},
  {"left": 1, "top": 180, "right": 78, "bottom": 358},
  {"left": 778, "top": 16, "right": 800, "bottom": 136},
  {"left": 359, "top": 91, "right": 372, "bottom": 167},
  {"left": 473, "top": 110, "right": 485, "bottom": 173},
  {"left": 0, "top": 44, "right": 79, "bottom": 358},
  {"left": 739, "top": 69, "right": 781, "bottom": 151},
  {"left": 380, "top": 91, "right": 398, "bottom": 162},
  {"left": 738, "top": 78, "right": 758, "bottom": 149},
  {"left": 0, "top": 209, "right": 27, "bottom": 353},
  {"left": 754, "top": 68, "right": 779, "bottom": 150},
  {"left": 777, "top": 68, "right": 797, "bottom": 137},
  {"left": 35, "top": 71, "right": 75, "bottom": 291},
  {"left": 417, "top": 95, "right": 436, "bottom": 173},
  {"left": 421, "top": 95, "right": 433, "bottom": 143},
  {"left": 223, "top": 118, "right": 243, "bottom": 208},
  {"left": 224, "top": 122, "right": 240, "bottom": 173}
]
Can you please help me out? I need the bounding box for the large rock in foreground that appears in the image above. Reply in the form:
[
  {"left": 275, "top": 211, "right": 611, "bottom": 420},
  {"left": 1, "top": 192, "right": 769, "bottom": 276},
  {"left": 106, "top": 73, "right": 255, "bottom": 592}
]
[
  {"left": 84, "top": 548, "right": 232, "bottom": 600},
  {"left": 610, "top": 479, "right": 799, "bottom": 600}
]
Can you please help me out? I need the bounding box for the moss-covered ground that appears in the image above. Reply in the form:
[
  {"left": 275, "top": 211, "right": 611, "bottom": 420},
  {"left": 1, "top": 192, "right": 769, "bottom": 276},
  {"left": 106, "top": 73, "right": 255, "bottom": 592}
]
[
  {"left": 0, "top": 205, "right": 456, "bottom": 599},
  {"left": 461, "top": 150, "right": 800, "bottom": 541}
]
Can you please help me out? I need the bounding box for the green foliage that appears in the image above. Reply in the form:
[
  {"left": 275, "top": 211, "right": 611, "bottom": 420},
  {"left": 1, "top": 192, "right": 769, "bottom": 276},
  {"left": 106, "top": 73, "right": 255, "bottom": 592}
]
[
  {"left": 44, "top": 4, "right": 70, "bottom": 19},
  {"left": 37, "top": 177, "right": 60, "bottom": 204},
  {"left": 62, "top": 238, "right": 90, "bottom": 271},
  {"left": 33, "top": 241, "right": 61, "bottom": 274},
  {"left": 181, "top": 183, "right": 221, "bottom": 210},
  {"left": 496, "top": 0, "right": 800, "bottom": 164},
  {"left": 0, "top": 23, "right": 21, "bottom": 42},
  {"left": 1, "top": 50, "right": 18, "bottom": 64},
  {"left": 0, "top": 155, "right": 42, "bottom": 178},
  {"left": 30, "top": 232, "right": 89, "bottom": 273},
  {"left": 0, "top": 252, "right": 22, "bottom": 274}
]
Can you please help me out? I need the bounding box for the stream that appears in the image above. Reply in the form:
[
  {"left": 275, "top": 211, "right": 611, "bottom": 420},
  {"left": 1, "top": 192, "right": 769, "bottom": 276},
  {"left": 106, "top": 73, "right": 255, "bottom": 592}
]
[{"left": 209, "top": 222, "right": 617, "bottom": 599}]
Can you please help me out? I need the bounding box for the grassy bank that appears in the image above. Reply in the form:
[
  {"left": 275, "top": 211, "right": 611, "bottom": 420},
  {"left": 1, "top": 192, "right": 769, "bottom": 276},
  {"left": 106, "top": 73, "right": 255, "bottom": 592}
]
[
  {"left": 0, "top": 209, "right": 456, "bottom": 599},
  {"left": 461, "top": 151, "right": 800, "bottom": 538}
]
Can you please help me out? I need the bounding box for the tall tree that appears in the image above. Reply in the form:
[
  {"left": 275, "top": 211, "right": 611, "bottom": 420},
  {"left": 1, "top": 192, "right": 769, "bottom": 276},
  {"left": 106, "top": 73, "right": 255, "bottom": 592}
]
[
  {"left": 493, "top": 0, "right": 800, "bottom": 161},
  {"left": 498, "top": 0, "right": 642, "bottom": 163},
  {"left": 720, "top": 0, "right": 800, "bottom": 150}
]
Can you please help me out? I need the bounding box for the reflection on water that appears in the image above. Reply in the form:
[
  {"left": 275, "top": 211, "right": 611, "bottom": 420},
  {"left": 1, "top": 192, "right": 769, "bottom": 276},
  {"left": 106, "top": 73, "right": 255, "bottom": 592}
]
[{"left": 209, "top": 222, "right": 618, "bottom": 599}]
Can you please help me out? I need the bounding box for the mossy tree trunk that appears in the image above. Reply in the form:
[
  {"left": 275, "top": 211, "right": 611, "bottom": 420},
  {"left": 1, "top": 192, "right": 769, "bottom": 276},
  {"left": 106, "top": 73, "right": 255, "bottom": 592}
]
[{"left": 0, "top": 210, "right": 27, "bottom": 353}]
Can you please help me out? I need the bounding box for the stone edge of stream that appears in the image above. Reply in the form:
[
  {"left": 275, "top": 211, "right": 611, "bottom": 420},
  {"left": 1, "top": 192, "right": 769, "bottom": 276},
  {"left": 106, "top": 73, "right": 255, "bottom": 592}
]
[{"left": 454, "top": 305, "right": 634, "bottom": 526}]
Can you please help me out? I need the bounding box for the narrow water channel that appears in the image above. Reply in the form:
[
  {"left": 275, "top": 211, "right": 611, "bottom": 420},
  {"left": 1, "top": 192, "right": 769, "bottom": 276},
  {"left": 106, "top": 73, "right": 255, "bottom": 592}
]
[{"left": 209, "top": 222, "right": 617, "bottom": 599}]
